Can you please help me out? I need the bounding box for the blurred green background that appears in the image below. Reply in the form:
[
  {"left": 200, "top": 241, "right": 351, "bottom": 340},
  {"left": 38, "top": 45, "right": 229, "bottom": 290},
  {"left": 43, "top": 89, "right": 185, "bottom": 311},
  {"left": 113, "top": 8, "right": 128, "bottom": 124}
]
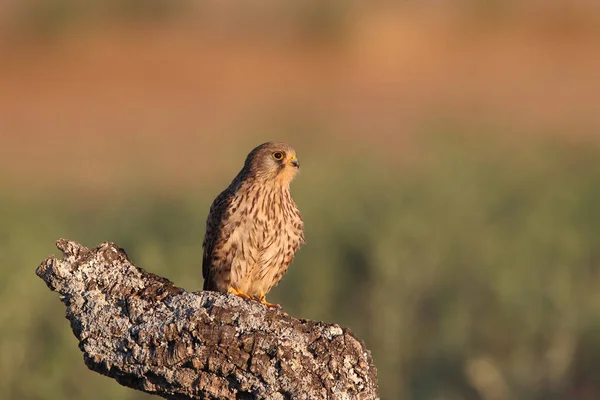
[{"left": 2, "top": 1, "right": 600, "bottom": 399}]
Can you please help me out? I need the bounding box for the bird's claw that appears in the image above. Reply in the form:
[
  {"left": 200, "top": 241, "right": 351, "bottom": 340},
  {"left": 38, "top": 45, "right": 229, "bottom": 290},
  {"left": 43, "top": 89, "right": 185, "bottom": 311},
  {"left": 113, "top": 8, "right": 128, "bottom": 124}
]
[
  {"left": 257, "top": 291, "right": 283, "bottom": 310},
  {"left": 228, "top": 288, "right": 286, "bottom": 314},
  {"left": 228, "top": 287, "right": 253, "bottom": 299}
]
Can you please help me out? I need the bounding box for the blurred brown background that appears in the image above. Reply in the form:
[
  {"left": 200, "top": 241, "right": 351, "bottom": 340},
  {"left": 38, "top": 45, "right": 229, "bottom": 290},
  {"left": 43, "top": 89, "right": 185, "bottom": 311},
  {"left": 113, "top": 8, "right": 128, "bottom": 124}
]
[{"left": 2, "top": 1, "right": 600, "bottom": 399}]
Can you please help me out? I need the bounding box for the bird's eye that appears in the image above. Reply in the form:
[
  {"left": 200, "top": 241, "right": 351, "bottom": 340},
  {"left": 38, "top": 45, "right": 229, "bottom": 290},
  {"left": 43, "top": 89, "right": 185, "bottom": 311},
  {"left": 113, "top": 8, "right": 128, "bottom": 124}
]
[{"left": 273, "top": 152, "right": 284, "bottom": 160}]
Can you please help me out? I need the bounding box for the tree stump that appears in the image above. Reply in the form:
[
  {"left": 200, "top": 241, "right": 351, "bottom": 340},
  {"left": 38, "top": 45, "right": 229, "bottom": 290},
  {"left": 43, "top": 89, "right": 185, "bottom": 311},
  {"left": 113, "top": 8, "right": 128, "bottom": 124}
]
[{"left": 35, "top": 239, "right": 379, "bottom": 399}]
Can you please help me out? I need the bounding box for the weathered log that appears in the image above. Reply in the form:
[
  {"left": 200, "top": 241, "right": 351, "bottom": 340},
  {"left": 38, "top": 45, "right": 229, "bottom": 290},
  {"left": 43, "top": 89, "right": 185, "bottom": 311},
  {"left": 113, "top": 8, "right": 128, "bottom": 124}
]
[{"left": 35, "top": 239, "right": 379, "bottom": 399}]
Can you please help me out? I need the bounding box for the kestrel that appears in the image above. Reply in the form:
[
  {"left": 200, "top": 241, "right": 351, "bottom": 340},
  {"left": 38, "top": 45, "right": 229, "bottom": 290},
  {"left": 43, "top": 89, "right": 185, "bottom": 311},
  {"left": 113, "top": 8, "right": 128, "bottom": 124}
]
[{"left": 202, "top": 142, "right": 305, "bottom": 307}]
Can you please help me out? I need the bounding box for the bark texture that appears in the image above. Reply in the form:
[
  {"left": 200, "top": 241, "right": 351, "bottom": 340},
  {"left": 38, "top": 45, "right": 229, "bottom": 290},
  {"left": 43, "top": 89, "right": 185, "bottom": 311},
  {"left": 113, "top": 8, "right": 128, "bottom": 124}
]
[{"left": 35, "top": 239, "right": 379, "bottom": 400}]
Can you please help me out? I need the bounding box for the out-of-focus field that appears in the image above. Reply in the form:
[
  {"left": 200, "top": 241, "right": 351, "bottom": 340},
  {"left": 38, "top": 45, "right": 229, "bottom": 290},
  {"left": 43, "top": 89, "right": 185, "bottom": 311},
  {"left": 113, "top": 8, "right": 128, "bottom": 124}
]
[{"left": 2, "top": 2, "right": 600, "bottom": 399}]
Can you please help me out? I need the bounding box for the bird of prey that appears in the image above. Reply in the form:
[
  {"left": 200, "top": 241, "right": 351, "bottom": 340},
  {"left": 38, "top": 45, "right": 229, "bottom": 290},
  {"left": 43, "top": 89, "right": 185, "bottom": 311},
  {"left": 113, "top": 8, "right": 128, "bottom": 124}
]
[{"left": 202, "top": 142, "right": 305, "bottom": 307}]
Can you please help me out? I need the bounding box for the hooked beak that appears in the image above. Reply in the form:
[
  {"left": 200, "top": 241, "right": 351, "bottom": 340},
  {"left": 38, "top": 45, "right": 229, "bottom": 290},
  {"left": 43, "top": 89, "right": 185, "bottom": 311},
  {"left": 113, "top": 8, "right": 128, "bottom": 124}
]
[{"left": 290, "top": 159, "right": 300, "bottom": 168}]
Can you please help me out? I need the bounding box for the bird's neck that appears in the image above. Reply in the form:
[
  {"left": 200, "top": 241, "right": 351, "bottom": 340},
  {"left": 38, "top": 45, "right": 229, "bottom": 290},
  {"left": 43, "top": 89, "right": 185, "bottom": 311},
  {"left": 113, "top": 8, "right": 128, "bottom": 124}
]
[
  {"left": 252, "top": 177, "right": 291, "bottom": 192},
  {"left": 236, "top": 168, "right": 292, "bottom": 191}
]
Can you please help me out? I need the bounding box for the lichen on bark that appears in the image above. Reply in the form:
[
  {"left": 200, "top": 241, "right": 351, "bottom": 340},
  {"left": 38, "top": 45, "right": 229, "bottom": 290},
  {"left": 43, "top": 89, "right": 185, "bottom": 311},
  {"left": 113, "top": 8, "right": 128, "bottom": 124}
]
[{"left": 35, "top": 239, "right": 379, "bottom": 400}]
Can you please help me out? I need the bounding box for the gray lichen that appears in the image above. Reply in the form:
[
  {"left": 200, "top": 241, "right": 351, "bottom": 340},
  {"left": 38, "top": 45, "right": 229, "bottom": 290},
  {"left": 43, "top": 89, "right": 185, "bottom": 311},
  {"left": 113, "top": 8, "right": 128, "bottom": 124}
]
[{"left": 35, "top": 240, "right": 379, "bottom": 399}]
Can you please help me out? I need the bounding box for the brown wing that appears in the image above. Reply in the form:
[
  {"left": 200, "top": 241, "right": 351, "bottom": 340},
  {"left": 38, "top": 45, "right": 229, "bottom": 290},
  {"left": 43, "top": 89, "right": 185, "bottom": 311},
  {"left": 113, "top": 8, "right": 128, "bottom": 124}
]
[{"left": 202, "top": 189, "right": 232, "bottom": 291}]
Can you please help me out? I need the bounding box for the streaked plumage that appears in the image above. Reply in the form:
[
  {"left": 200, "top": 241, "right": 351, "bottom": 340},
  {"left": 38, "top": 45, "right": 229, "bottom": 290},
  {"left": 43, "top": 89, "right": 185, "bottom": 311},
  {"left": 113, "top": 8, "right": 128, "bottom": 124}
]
[{"left": 202, "top": 142, "right": 305, "bottom": 307}]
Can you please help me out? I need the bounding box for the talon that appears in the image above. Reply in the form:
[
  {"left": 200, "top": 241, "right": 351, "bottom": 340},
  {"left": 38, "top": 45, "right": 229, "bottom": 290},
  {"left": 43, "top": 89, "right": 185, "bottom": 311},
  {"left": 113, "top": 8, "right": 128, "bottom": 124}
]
[
  {"left": 228, "top": 286, "right": 252, "bottom": 299},
  {"left": 257, "top": 290, "right": 281, "bottom": 309}
]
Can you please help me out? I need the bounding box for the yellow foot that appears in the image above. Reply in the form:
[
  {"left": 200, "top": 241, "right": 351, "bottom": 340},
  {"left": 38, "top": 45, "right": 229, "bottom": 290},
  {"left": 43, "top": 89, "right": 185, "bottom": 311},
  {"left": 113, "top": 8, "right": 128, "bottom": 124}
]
[
  {"left": 256, "top": 291, "right": 281, "bottom": 309},
  {"left": 228, "top": 287, "right": 252, "bottom": 300}
]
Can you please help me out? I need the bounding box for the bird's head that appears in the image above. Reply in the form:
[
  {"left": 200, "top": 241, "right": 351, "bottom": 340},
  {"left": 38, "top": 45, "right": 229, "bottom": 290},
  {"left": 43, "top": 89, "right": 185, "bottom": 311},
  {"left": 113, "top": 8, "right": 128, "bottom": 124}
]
[{"left": 243, "top": 142, "right": 300, "bottom": 185}]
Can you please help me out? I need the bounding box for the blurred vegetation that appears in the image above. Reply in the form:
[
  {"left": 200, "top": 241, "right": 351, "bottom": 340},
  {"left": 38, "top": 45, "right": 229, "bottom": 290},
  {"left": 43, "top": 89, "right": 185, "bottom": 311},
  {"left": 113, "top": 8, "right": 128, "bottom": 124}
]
[
  {"left": 4, "top": 0, "right": 352, "bottom": 41},
  {"left": 9, "top": 0, "right": 597, "bottom": 42},
  {"left": 3, "top": 134, "right": 600, "bottom": 399},
  {"left": 8, "top": 0, "right": 190, "bottom": 37}
]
